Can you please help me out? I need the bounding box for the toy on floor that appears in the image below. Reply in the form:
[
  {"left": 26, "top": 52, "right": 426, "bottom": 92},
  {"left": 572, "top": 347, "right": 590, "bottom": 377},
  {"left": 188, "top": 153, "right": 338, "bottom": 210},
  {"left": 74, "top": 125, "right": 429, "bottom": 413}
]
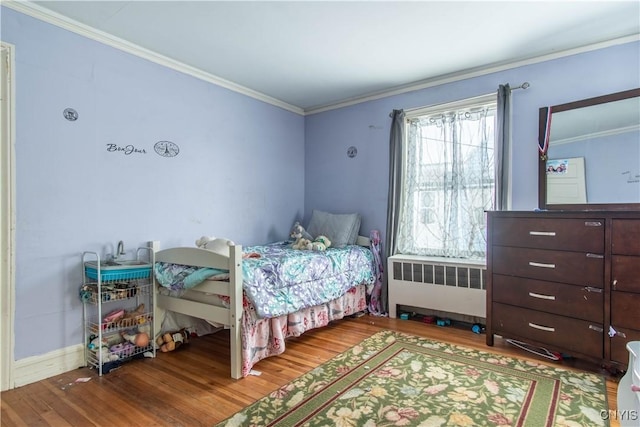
[
  {"left": 436, "top": 318, "right": 451, "bottom": 327},
  {"left": 156, "top": 329, "right": 190, "bottom": 352}
]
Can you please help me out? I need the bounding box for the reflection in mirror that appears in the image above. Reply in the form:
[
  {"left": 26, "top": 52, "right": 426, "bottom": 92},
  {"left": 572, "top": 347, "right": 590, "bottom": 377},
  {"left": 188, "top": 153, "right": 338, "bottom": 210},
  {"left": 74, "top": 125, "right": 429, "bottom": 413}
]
[{"left": 539, "top": 88, "right": 640, "bottom": 211}]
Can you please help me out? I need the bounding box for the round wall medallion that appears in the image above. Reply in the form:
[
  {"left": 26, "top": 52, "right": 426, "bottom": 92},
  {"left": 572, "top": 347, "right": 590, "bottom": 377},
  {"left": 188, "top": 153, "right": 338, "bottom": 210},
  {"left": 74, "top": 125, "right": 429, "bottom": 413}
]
[
  {"left": 154, "top": 141, "right": 180, "bottom": 157},
  {"left": 63, "top": 108, "right": 78, "bottom": 121},
  {"left": 347, "top": 146, "right": 358, "bottom": 158}
]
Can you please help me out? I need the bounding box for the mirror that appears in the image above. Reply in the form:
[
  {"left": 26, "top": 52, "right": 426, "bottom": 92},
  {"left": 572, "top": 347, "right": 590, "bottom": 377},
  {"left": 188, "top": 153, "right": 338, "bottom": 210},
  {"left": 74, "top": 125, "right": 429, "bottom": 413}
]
[{"left": 538, "top": 88, "right": 640, "bottom": 211}]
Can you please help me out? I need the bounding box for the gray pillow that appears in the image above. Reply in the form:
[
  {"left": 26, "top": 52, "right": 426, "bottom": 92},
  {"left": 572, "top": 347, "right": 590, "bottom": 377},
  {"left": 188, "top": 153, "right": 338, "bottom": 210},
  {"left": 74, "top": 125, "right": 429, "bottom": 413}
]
[{"left": 306, "top": 210, "right": 361, "bottom": 248}]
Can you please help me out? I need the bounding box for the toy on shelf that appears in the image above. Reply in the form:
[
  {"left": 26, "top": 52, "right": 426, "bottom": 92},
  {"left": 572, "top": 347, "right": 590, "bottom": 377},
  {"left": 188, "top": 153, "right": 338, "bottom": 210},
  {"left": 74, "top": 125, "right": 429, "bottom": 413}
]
[
  {"left": 102, "top": 304, "right": 147, "bottom": 330},
  {"left": 88, "top": 335, "right": 119, "bottom": 362},
  {"left": 122, "top": 330, "right": 150, "bottom": 348}
]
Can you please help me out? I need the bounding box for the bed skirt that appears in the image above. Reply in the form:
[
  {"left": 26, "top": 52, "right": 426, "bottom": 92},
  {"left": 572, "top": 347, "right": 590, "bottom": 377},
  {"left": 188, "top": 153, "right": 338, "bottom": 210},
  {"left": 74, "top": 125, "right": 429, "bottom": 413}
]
[{"left": 241, "top": 284, "right": 367, "bottom": 376}]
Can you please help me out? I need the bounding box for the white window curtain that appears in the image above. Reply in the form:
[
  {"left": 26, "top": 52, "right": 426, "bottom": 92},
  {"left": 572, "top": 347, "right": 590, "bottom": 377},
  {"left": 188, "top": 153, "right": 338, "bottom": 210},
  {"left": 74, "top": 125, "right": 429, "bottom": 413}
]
[{"left": 396, "top": 98, "right": 496, "bottom": 260}]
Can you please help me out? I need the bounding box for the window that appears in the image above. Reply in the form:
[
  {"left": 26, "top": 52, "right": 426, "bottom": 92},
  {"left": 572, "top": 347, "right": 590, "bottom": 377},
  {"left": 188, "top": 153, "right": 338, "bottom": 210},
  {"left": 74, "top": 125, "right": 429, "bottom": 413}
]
[{"left": 397, "top": 94, "right": 496, "bottom": 260}]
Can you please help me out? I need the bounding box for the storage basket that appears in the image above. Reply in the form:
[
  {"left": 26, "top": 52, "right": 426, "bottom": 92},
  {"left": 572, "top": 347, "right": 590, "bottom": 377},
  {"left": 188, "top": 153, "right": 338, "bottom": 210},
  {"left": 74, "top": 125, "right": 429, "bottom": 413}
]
[{"left": 84, "top": 262, "right": 152, "bottom": 282}]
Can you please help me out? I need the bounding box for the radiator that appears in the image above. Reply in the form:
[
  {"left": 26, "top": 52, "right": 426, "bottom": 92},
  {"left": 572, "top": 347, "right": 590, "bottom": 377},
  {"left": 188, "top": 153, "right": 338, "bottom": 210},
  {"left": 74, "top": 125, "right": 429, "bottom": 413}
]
[{"left": 388, "top": 255, "right": 486, "bottom": 319}]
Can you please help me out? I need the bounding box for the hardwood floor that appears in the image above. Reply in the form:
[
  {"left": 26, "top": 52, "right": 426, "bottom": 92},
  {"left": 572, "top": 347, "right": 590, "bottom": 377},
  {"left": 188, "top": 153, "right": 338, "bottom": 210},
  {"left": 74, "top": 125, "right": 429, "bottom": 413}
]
[{"left": 1, "top": 315, "right": 622, "bottom": 426}]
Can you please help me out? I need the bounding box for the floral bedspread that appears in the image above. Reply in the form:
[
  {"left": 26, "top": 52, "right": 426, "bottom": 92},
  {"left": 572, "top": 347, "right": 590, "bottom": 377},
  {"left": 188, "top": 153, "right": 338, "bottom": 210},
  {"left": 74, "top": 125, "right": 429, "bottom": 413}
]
[
  {"left": 241, "top": 242, "right": 374, "bottom": 318},
  {"left": 155, "top": 242, "right": 375, "bottom": 319}
]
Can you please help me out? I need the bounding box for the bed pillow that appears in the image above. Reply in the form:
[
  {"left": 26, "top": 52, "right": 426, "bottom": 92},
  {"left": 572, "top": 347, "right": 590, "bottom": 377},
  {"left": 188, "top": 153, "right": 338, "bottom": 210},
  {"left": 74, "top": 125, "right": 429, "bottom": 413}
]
[{"left": 306, "top": 210, "right": 361, "bottom": 248}]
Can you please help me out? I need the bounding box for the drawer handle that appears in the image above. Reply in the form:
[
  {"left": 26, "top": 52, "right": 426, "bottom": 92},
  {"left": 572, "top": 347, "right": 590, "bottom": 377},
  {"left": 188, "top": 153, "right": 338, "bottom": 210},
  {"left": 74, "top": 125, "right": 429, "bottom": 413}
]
[
  {"left": 589, "top": 325, "right": 604, "bottom": 333},
  {"left": 528, "top": 322, "right": 555, "bottom": 332},
  {"left": 529, "top": 231, "right": 556, "bottom": 236},
  {"left": 529, "top": 261, "right": 555, "bottom": 269},
  {"left": 586, "top": 253, "right": 604, "bottom": 259},
  {"left": 584, "top": 221, "right": 602, "bottom": 227},
  {"left": 583, "top": 286, "right": 603, "bottom": 293},
  {"left": 528, "top": 292, "right": 556, "bottom": 301}
]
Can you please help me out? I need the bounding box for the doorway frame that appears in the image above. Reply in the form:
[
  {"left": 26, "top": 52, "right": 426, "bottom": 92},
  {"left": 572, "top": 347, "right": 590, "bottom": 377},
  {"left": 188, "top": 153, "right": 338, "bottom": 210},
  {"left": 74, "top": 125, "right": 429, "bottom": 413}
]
[{"left": 1, "top": 41, "right": 16, "bottom": 391}]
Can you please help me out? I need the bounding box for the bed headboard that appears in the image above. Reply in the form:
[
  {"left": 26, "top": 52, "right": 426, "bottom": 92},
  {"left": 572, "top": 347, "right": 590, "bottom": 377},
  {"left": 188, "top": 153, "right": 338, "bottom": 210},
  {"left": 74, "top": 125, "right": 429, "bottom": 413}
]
[{"left": 356, "top": 235, "right": 370, "bottom": 247}]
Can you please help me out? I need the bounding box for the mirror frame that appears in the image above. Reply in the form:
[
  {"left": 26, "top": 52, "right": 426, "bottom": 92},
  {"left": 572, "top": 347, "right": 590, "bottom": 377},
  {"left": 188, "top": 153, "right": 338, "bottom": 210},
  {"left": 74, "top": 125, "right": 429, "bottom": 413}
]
[{"left": 538, "top": 88, "right": 640, "bottom": 211}]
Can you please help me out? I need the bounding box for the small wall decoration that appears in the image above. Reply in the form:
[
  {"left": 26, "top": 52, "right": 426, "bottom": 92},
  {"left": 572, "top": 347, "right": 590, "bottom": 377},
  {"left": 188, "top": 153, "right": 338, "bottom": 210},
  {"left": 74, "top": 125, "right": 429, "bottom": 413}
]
[
  {"left": 63, "top": 108, "right": 78, "bottom": 121},
  {"left": 154, "top": 141, "right": 180, "bottom": 157},
  {"left": 347, "top": 146, "right": 358, "bottom": 158},
  {"left": 622, "top": 171, "right": 640, "bottom": 184},
  {"left": 106, "top": 144, "right": 147, "bottom": 155}
]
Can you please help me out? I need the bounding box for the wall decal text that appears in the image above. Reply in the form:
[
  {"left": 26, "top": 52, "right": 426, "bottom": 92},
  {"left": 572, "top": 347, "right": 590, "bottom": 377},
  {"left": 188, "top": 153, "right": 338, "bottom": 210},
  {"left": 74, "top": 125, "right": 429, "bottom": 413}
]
[{"left": 106, "top": 144, "right": 147, "bottom": 155}]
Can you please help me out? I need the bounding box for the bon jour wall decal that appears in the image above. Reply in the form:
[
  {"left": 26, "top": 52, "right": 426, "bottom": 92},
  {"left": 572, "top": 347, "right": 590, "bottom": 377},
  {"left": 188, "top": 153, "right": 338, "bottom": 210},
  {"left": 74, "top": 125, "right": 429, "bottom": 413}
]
[
  {"left": 106, "top": 143, "right": 147, "bottom": 155},
  {"left": 153, "top": 141, "right": 180, "bottom": 158},
  {"left": 63, "top": 108, "right": 78, "bottom": 121}
]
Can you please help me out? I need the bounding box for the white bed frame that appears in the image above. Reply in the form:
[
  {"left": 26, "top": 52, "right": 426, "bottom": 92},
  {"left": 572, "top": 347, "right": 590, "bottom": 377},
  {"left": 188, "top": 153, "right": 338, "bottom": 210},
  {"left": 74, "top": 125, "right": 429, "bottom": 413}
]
[
  {"left": 154, "top": 245, "right": 244, "bottom": 378},
  {"left": 152, "top": 235, "right": 370, "bottom": 379}
]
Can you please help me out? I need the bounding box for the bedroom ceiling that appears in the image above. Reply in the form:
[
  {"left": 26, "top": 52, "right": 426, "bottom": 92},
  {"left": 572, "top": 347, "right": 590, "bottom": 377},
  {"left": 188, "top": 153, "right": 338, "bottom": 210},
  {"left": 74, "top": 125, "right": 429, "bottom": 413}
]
[{"left": 21, "top": 1, "right": 640, "bottom": 113}]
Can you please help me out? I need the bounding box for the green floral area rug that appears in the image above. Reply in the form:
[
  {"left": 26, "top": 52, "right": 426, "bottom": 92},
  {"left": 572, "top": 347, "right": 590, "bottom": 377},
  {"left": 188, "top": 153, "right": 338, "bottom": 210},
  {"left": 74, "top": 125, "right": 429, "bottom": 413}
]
[{"left": 217, "top": 330, "right": 609, "bottom": 427}]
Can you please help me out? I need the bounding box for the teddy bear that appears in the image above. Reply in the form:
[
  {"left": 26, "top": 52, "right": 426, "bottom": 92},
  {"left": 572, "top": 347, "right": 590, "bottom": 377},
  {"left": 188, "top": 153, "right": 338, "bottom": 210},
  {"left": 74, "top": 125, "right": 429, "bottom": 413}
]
[
  {"left": 292, "top": 237, "right": 312, "bottom": 250},
  {"left": 155, "top": 328, "right": 190, "bottom": 353},
  {"left": 310, "top": 235, "right": 332, "bottom": 251},
  {"left": 195, "top": 236, "right": 235, "bottom": 256}
]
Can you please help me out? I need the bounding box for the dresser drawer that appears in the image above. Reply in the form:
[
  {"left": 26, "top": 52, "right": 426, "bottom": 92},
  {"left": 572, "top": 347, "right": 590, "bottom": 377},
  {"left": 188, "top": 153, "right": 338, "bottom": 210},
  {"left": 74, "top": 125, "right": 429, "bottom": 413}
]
[
  {"left": 492, "top": 246, "right": 604, "bottom": 287},
  {"left": 492, "top": 274, "right": 603, "bottom": 322},
  {"left": 610, "top": 327, "right": 640, "bottom": 366},
  {"left": 492, "top": 217, "right": 604, "bottom": 252},
  {"left": 612, "top": 255, "right": 640, "bottom": 293},
  {"left": 611, "top": 292, "right": 640, "bottom": 330},
  {"left": 612, "top": 220, "right": 640, "bottom": 255},
  {"left": 492, "top": 303, "right": 603, "bottom": 358}
]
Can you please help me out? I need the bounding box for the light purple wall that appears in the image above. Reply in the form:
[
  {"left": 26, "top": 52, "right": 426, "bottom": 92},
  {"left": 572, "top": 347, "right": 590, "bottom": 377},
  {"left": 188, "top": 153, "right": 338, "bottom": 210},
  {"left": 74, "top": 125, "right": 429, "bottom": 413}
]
[
  {"left": 304, "top": 41, "right": 640, "bottom": 246},
  {"left": 3, "top": 5, "right": 639, "bottom": 364},
  {"left": 2, "top": 7, "right": 305, "bottom": 360}
]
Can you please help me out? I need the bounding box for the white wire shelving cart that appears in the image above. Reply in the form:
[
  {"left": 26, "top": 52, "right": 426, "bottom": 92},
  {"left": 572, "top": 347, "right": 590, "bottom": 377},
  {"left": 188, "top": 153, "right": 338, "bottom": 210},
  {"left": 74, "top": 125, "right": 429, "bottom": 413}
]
[{"left": 80, "top": 246, "right": 156, "bottom": 376}]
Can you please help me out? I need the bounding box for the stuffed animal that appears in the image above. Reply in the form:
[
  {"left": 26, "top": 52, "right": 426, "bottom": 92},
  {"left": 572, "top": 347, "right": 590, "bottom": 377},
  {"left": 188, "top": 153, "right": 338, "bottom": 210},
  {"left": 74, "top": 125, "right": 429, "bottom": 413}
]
[
  {"left": 290, "top": 221, "right": 312, "bottom": 241},
  {"left": 292, "top": 237, "right": 312, "bottom": 250},
  {"left": 195, "top": 236, "right": 235, "bottom": 257},
  {"left": 155, "top": 328, "right": 190, "bottom": 352},
  {"left": 310, "top": 235, "right": 332, "bottom": 251}
]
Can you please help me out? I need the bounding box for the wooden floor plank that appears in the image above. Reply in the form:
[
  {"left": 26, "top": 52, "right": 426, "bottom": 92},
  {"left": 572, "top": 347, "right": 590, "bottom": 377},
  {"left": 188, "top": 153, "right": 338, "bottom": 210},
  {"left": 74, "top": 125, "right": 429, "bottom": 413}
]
[{"left": 1, "top": 315, "right": 622, "bottom": 427}]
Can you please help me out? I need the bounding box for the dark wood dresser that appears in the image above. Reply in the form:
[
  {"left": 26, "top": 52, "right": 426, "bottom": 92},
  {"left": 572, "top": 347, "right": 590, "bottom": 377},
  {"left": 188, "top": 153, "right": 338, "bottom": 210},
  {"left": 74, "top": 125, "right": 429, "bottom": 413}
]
[{"left": 486, "top": 210, "right": 640, "bottom": 369}]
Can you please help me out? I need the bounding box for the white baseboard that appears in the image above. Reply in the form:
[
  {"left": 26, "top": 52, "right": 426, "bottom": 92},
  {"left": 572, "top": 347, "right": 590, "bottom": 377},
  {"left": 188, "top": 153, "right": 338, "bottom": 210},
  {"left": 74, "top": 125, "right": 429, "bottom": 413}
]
[{"left": 12, "top": 344, "right": 85, "bottom": 389}]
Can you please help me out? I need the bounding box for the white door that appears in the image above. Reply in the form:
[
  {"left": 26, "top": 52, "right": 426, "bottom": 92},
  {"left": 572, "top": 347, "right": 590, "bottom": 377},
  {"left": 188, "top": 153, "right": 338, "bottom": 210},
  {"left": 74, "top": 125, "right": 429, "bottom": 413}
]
[{"left": 546, "top": 157, "right": 587, "bottom": 204}]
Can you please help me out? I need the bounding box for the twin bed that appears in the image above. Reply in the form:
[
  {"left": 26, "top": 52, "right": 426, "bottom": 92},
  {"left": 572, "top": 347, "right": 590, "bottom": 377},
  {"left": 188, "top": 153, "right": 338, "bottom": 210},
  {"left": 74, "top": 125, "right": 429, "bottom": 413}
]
[{"left": 152, "top": 234, "right": 377, "bottom": 378}]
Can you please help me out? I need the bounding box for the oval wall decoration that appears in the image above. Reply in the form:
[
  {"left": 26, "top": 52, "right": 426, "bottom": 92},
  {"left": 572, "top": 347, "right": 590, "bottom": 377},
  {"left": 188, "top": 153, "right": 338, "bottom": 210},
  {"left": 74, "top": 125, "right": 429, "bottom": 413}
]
[
  {"left": 63, "top": 108, "right": 78, "bottom": 121},
  {"left": 154, "top": 141, "right": 180, "bottom": 157}
]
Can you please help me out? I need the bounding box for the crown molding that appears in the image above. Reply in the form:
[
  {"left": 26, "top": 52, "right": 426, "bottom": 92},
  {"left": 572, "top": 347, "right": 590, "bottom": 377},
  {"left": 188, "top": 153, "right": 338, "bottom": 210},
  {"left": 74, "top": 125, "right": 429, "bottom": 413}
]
[
  {"left": 305, "top": 34, "right": 640, "bottom": 115},
  {"left": 2, "top": 1, "right": 305, "bottom": 116},
  {"left": 4, "top": 1, "right": 638, "bottom": 117}
]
